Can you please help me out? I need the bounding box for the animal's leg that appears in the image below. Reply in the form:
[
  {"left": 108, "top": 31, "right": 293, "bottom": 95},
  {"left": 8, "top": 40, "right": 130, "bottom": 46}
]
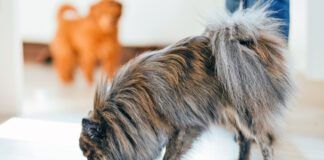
[
  {"left": 102, "top": 57, "right": 120, "bottom": 81},
  {"left": 235, "top": 112, "right": 275, "bottom": 160},
  {"left": 256, "top": 133, "right": 275, "bottom": 160},
  {"left": 163, "top": 127, "right": 202, "bottom": 160},
  {"left": 235, "top": 130, "right": 253, "bottom": 160},
  {"left": 50, "top": 43, "right": 76, "bottom": 84},
  {"left": 79, "top": 50, "right": 96, "bottom": 85},
  {"left": 99, "top": 46, "right": 121, "bottom": 81}
]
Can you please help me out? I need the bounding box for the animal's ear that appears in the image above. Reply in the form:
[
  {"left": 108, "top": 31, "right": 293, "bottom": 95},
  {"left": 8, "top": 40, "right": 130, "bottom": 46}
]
[
  {"left": 82, "top": 118, "right": 105, "bottom": 142},
  {"left": 110, "top": 1, "right": 122, "bottom": 17},
  {"left": 89, "top": 4, "right": 98, "bottom": 17}
]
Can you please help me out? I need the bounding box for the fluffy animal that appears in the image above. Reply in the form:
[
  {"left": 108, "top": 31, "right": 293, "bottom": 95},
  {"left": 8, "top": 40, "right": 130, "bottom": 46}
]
[
  {"left": 79, "top": 4, "right": 292, "bottom": 160},
  {"left": 50, "top": 0, "right": 122, "bottom": 85}
]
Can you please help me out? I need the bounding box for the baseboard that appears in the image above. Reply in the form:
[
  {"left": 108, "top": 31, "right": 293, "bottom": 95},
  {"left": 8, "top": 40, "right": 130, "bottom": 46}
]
[{"left": 23, "top": 42, "right": 163, "bottom": 64}]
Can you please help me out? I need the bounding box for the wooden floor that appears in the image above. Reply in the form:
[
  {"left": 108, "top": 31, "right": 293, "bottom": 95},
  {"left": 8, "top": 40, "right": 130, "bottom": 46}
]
[{"left": 0, "top": 64, "right": 323, "bottom": 160}]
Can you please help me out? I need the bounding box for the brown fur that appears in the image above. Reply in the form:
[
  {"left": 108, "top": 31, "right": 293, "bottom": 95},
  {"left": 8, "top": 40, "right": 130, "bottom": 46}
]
[{"left": 50, "top": 0, "right": 122, "bottom": 85}]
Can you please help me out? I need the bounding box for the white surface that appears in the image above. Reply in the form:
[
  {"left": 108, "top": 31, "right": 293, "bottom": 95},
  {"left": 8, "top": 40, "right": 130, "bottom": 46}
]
[
  {"left": 0, "top": 118, "right": 240, "bottom": 160},
  {"left": 183, "top": 126, "right": 238, "bottom": 160},
  {"left": 0, "top": 118, "right": 81, "bottom": 146},
  {"left": 21, "top": 64, "right": 93, "bottom": 123},
  {"left": 0, "top": 118, "right": 85, "bottom": 160},
  {"left": 0, "top": 0, "right": 23, "bottom": 115}
]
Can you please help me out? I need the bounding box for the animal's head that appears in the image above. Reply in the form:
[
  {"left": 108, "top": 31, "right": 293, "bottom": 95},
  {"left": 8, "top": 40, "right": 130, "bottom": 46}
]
[
  {"left": 79, "top": 81, "right": 134, "bottom": 160},
  {"left": 79, "top": 79, "right": 112, "bottom": 160},
  {"left": 79, "top": 116, "right": 107, "bottom": 160},
  {"left": 90, "top": 0, "right": 122, "bottom": 33}
]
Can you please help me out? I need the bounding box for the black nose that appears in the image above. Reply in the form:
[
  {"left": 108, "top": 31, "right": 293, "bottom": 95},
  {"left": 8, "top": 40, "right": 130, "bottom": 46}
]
[{"left": 82, "top": 118, "right": 92, "bottom": 128}]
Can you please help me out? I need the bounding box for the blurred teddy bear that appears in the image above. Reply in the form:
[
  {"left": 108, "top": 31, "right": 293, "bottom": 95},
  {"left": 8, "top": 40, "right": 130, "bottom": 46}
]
[{"left": 50, "top": 0, "right": 122, "bottom": 85}]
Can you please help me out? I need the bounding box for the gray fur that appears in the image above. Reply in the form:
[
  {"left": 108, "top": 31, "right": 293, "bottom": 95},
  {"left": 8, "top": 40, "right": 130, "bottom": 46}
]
[{"left": 79, "top": 3, "right": 292, "bottom": 160}]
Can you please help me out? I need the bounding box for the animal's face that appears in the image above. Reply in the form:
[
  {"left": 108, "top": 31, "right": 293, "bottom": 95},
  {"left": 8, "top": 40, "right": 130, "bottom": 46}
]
[
  {"left": 79, "top": 117, "right": 108, "bottom": 160},
  {"left": 90, "top": 0, "right": 122, "bottom": 33},
  {"left": 79, "top": 109, "right": 124, "bottom": 160}
]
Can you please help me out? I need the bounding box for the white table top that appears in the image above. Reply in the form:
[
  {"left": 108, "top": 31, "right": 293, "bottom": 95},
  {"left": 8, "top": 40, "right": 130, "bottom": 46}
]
[
  {"left": 0, "top": 118, "right": 85, "bottom": 160},
  {"left": 1, "top": 117, "right": 289, "bottom": 160}
]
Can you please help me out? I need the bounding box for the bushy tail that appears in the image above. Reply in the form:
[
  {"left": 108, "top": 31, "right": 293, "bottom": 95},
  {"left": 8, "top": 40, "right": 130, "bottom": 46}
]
[
  {"left": 205, "top": 3, "right": 289, "bottom": 110},
  {"left": 57, "top": 4, "right": 79, "bottom": 21}
]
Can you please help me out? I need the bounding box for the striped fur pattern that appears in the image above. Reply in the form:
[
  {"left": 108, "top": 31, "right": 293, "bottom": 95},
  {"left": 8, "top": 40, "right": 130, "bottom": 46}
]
[{"left": 79, "top": 3, "right": 292, "bottom": 160}]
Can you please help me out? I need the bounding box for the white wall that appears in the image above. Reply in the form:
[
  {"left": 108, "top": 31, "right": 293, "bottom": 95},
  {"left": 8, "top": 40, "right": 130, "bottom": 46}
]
[
  {"left": 18, "top": 0, "right": 224, "bottom": 45},
  {"left": 306, "top": 0, "right": 324, "bottom": 80},
  {"left": 0, "top": 0, "right": 23, "bottom": 115},
  {"left": 119, "top": 0, "right": 224, "bottom": 45},
  {"left": 289, "top": 0, "right": 324, "bottom": 80},
  {"left": 17, "top": 0, "right": 97, "bottom": 43},
  {"left": 289, "top": 0, "right": 308, "bottom": 73}
]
